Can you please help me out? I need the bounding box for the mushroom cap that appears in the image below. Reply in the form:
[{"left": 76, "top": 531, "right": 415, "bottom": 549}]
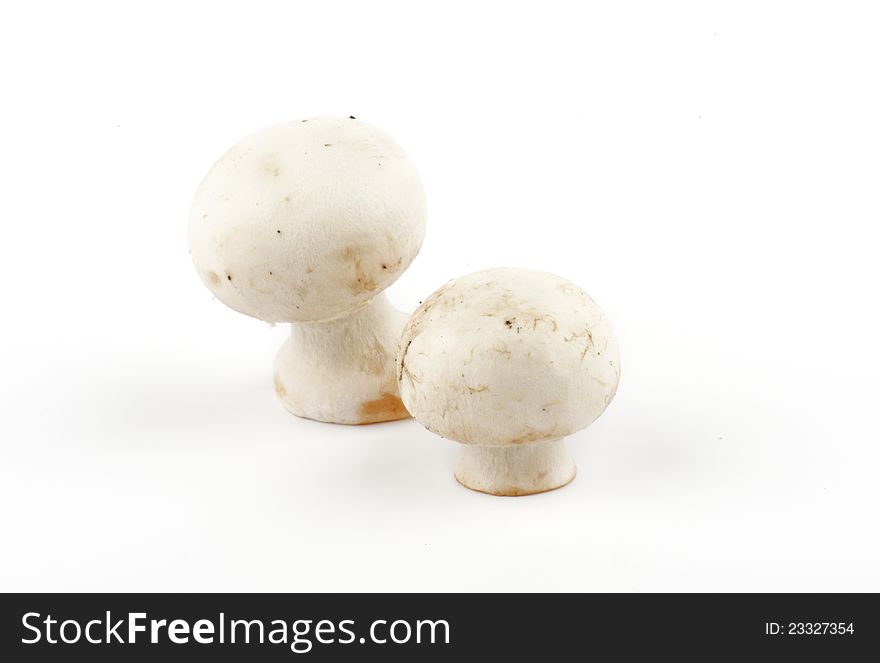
[
  {"left": 188, "top": 117, "right": 426, "bottom": 323},
  {"left": 397, "top": 268, "right": 620, "bottom": 446}
]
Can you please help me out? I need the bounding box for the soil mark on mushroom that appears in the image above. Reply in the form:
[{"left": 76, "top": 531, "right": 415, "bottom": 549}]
[
  {"left": 357, "top": 392, "right": 409, "bottom": 424},
  {"left": 342, "top": 247, "right": 379, "bottom": 295}
]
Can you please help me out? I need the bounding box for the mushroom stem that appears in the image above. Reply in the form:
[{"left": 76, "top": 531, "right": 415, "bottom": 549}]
[
  {"left": 273, "top": 293, "right": 411, "bottom": 424},
  {"left": 454, "top": 439, "right": 576, "bottom": 496}
]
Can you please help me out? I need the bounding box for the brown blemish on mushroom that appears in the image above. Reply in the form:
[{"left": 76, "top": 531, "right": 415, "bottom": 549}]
[
  {"left": 511, "top": 427, "right": 556, "bottom": 444},
  {"left": 532, "top": 315, "right": 557, "bottom": 331},
  {"left": 259, "top": 157, "right": 281, "bottom": 179},
  {"left": 306, "top": 266, "right": 314, "bottom": 274},
  {"left": 576, "top": 329, "right": 595, "bottom": 361},
  {"left": 397, "top": 339, "right": 413, "bottom": 383},
  {"left": 341, "top": 247, "right": 379, "bottom": 294},
  {"left": 248, "top": 276, "right": 275, "bottom": 296},
  {"left": 273, "top": 372, "right": 287, "bottom": 398},
  {"left": 357, "top": 392, "right": 409, "bottom": 424},
  {"left": 590, "top": 375, "right": 608, "bottom": 388},
  {"left": 226, "top": 273, "right": 233, "bottom": 281},
  {"left": 207, "top": 271, "right": 221, "bottom": 285},
  {"left": 400, "top": 363, "right": 421, "bottom": 389},
  {"left": 467, "top": 385, "right": 489, "bottom": 393}
]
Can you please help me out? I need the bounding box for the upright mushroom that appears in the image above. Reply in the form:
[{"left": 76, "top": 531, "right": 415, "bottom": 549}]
[
  {"left": 397, "top": 268, "right": 620, "bottom": 495},
  {"left": 188, "top": 117, "right": 426, "bottom": 424}
]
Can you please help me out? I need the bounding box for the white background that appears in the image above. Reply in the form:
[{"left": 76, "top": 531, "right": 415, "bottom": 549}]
[{"left": 1, "top": 1, "right": 878, "bottom": 592}]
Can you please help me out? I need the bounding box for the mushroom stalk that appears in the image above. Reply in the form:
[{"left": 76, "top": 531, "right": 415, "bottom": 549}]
[
  {"left": 273, "top": 293, "right": 410, "bottom": 425},
  {"left": 454, "top": 439, "right": 576, "bottom": 496}
]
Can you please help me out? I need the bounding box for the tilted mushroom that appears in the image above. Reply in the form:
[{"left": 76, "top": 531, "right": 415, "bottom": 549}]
[
  {"left": 188, "top": 117, "right": 426, "bottom": 424},
  {"left": 397, "top": 268, "right": 620, "bottom": 495}
]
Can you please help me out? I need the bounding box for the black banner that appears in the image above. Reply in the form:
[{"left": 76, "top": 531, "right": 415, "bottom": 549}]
[{"left": 1, "top": 593, "right": 876, "bottom": 660}]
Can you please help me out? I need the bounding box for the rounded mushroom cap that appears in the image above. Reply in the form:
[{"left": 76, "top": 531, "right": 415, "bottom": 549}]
[
  {"left": 397, "top": 268, "right": 620, "bottom": 446},
  {"left": 188, "top": 117, "right": 426, "bottom": 323}
]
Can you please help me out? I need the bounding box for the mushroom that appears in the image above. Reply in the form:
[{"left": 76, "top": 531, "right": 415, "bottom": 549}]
[
  {"left": 397, "top": 268, "right": 620, "bottom": 495},
  {"left": 188, "top": 117, "right": 426, "bottom": 424}
]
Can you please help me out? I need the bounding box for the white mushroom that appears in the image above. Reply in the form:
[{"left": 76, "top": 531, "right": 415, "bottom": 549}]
[
  {"left": 397, "top": 268, "right": 620, "bottom": 495},
  {"left": 188, "top": 117, "right": 426, "bottom": 424}
]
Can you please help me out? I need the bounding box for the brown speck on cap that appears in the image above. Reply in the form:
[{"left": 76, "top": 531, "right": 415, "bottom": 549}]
[{"left": 349, "top": 115, "right": 356, "bottom": 119}]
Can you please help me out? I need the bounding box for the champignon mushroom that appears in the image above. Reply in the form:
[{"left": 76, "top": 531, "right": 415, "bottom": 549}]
[
  {"left": 188, "top": 117, "right": 426, "bottom": 424},
  {"left": 397, "top": 268, "right": 620, "bottom": 495}
]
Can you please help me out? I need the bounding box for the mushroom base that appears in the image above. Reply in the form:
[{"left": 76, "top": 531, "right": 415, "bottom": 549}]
[
  {"left": 273, "top": 293, "right": 411, "bottom": 425},
  {"left": 454, "top": 439, "right": 576, "bottom": 496}
]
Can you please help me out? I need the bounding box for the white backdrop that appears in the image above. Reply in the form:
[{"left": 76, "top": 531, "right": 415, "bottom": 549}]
[{"left": 1, "top": 1, "right": 878, "bottom": 591}]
